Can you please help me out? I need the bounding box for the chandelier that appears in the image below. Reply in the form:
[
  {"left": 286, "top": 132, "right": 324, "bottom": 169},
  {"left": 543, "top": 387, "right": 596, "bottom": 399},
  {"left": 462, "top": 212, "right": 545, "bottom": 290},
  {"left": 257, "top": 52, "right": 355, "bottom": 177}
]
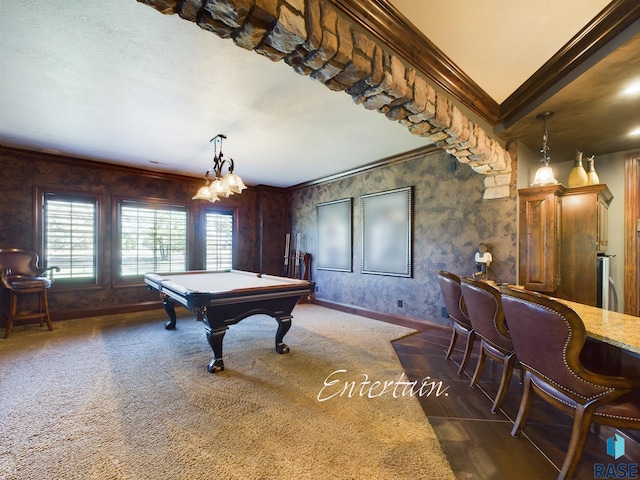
[
  {"left": 531, "top": 112, "right": 558, "bottom": 186},
  {"left": 192, "top": 134, "right": 246, "bottom": 202}
]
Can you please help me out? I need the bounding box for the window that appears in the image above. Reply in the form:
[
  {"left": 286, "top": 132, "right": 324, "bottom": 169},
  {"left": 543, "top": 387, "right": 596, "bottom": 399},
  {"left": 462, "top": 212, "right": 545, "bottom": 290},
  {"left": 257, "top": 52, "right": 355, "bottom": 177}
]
[
  {"left": 40, "top": 192, "right": 99, "bottom": 284},
  {"left": 205, "top": 211, "right": 234, "bottom": 270},
  {"left": 118, "top": 201, "right": 188, "bottom": 278}
]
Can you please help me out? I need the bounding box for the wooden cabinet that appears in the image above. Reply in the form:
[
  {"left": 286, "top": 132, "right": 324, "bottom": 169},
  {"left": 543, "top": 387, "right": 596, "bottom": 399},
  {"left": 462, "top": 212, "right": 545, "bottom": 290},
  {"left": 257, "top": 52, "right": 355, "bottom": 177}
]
[
  {"left": 597, "top": 195, "right": 609, "bottom": 252},
  {"left": 518, "top": 184, "right": 565, "bottom": 292},
  {"left": 559, "top": 184, "right": 613, "bottom": 305},
  {"left": 518, "top": 183, "right": 612, "bottom": 304}
]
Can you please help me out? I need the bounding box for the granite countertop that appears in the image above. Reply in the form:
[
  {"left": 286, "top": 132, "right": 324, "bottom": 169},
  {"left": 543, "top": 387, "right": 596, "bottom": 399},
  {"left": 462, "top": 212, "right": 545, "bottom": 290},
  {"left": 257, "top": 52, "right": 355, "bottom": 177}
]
[{"left": 555, "top": 299, "right": 640, "bottom": 354}]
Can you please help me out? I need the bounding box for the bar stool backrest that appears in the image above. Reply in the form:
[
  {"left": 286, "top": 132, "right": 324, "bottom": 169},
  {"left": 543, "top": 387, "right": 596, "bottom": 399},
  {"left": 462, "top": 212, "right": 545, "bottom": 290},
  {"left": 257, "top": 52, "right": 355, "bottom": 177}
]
[
  {"left": 460, "top": 277, "right": 512, "bottom": 354},
  {"left": 437, "top": 270, "right": 472, "bottom": 330},
  {"left": 500, "top": 286, "right": 611, "bottom": 400},
  {"left": 0, "top": 249, "right": 42, "bottom": 282}
]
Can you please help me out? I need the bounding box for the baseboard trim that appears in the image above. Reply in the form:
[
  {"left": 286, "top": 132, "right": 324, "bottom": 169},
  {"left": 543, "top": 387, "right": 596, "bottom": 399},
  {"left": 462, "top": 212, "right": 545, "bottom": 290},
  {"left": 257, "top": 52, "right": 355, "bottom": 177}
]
[
  {"left": 311, "top": 298, "right": 449, "bottom": 332},
  {"left": 42, "top": 299, "right": 450, "bottom": 333},
  {"left": 51, "top": 301, "right": 162, "bottom": 321}
]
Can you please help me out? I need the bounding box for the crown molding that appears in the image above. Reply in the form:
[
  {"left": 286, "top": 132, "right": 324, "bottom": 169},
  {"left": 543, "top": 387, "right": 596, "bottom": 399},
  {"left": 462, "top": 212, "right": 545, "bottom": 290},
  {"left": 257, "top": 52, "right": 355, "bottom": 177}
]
[
  {"left": 288, "top": 144, "right": 441, "bottom": 190},
  {"left": 329, "top": 0, "right": 640, "bottom": 127},
  {"left": 329, "top": 0, "right": 500, "bottom": 123},
  {"left": 0, "top": 144, "right": 202, "bottom": 184},
  {"left": 499, "top": 0, "right": 640, "bottom": 126}
]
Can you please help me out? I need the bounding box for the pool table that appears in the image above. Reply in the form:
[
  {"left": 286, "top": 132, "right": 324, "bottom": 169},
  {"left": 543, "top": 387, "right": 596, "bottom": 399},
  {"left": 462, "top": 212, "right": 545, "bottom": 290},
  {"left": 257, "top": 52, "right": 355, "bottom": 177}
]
[{"left": 144, "top": 270, "right": 314, "bottom": 373}]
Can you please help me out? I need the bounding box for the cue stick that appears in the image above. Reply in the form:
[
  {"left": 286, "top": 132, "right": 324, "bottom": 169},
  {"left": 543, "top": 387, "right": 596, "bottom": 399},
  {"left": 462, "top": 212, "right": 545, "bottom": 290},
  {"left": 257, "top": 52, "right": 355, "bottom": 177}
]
[
  {"left": 284, "top": 233, "right": 290, "bottom": 276},
  {"left": 295, "top": 233, "right": 301, "bottom": 278}
]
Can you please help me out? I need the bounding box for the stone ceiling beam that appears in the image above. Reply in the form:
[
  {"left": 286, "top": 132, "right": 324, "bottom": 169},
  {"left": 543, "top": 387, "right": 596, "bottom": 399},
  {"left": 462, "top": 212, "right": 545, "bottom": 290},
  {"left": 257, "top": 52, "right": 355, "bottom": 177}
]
[{"left": 138, "top": 0, "right": 513, "bottom": 199}]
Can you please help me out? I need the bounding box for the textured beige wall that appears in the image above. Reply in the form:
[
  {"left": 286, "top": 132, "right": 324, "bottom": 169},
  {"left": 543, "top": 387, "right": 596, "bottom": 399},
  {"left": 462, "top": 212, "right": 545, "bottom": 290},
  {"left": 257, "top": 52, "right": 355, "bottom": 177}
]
[{"left": 289, "top": 150, "right": 518, "bottom": 325}]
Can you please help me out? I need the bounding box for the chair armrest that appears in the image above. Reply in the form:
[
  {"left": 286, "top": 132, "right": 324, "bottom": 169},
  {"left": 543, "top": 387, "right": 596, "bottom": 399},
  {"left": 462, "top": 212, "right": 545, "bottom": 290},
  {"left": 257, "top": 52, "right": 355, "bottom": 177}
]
[
  {"left": 580, "top": 368, "right": 640, "bottom": 390},
  {"left": 0, "top": 268, "right": 11, "bottom": 289},
  {"left": 38, "top": 266, "right": 60, "bottom": 281}
]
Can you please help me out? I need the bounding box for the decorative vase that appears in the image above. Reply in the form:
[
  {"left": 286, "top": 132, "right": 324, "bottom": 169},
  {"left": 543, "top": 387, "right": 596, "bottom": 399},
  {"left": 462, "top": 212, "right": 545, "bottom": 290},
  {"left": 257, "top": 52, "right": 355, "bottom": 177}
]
[
  {"left": 567, "top": 151, "right": 588, "bottom": 187},
  {"left": 586, "top": 155, "right": 600, "bottom": 185}
]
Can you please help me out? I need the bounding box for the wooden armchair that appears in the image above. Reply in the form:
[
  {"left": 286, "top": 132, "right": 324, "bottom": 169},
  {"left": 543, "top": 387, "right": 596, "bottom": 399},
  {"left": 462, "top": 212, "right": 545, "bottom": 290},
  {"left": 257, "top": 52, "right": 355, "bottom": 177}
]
[{"left": 0, "top": 249, "right": 59, "bottom": 338}]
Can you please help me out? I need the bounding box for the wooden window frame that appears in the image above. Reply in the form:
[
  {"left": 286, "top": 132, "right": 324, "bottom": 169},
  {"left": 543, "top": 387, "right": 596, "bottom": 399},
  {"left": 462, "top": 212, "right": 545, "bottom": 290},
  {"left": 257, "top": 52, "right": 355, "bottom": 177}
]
[
  {"left": 203, "top": 207, "right": 236, "bottom": 271},
  {"left": 34, "top": 187, "right": 104, "bottom": 290},
  {"left": 112, "top": 195, "right": 193, "bottom": 287}
]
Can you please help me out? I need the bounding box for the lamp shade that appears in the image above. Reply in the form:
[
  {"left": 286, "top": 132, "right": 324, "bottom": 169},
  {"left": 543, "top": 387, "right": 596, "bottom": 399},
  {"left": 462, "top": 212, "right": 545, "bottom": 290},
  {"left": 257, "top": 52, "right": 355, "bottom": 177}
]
[
  {"left": 532, "top": 165, "right": 558, "bottom": 186},
  {"left": 224, "top": 173, "right": 247, "bottom": 194},
  {"left": 192, "top": 184, "right": 214, "bottom": 201},
  {"left": 209, "top": 178, "right": 233, "bottom": 198}
]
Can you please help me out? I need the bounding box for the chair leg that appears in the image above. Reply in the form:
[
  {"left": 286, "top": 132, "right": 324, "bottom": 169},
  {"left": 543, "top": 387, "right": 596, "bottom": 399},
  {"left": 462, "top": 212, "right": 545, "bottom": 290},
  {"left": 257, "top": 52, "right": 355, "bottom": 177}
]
[
  {"left": 457, "top": 330, "right": 475, "bottom": 376},
  {"left": 4, "top": 292, "right": 17, "bottom": 338},
  {"left": 445, "top": 327, "right": 458, "bottom": 359},
  {"left": 42, "top": 289, "right": 53, "bottom": 331},
  {"left": 38, "top": 292, "right": 44, "bottom": 327},
  {"left": 470, "top": 343, "right": 486, "bottom": 387},
  {"left": 558, "top": 405, "right": 595, "bottom": 480},
  {"left": 511, "top": 372, "right": 534, "bottom": 436},
  {"left": 491, "top": 352, "right": 517, "bottom": 413}
]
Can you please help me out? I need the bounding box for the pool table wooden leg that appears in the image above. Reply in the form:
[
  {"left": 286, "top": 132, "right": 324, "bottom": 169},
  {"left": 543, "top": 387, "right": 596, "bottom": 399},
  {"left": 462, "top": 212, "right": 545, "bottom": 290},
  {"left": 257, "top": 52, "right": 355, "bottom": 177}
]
[
  {"left": 162, "top": 296, "right": 177, "bottom": 330},
  {"left": 205, "top": 325, "right": 227, "bottom": 373},
  {"left": 275, "top": 315, "right": 292, "bottom": 354}
]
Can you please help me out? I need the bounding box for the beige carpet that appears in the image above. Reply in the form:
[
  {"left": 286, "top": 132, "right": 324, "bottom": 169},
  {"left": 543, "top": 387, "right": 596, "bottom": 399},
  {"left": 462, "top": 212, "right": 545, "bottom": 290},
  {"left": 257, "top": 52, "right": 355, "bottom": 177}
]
[{"left": 0, "top": 304, "right": 455, "bottom": 480}]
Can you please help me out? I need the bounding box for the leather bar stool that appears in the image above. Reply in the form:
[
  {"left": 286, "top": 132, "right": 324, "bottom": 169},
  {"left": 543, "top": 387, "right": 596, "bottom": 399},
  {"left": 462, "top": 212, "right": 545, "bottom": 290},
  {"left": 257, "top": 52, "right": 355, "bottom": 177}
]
[
  {"left": 460, "top": 276, "right": 518, "bottom": 413},
  {"left": 501, "top": 286, "right": 640, "bottom": 480},
  {"left": 0, "top": 249, "right": 58, "bottom": 338},
  {"left": 437, "top": 270, "right": 476, "bottom": 375}
]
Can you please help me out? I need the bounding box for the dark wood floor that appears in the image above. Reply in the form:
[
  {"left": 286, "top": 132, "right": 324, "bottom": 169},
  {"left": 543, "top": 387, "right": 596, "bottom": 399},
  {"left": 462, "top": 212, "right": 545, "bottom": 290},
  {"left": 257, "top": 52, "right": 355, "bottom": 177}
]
[{"left": 392, "top": 324, "right": 637, "bottom": 480}]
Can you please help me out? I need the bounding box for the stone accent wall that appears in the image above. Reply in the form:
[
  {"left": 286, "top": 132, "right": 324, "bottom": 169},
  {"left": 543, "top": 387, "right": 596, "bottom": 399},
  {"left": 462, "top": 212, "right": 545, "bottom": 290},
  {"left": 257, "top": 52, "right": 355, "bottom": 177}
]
[{"left": 139, "top": 0, "right": 512, "bottom": 199}]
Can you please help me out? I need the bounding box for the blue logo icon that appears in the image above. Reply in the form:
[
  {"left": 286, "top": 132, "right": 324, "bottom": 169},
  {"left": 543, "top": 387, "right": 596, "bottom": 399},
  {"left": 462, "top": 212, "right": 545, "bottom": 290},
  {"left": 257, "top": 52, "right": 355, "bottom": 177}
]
[
  {"left": 595, "top": 434, "right": 637, "bottom": 478},
  {"left": 607, "top": 434, "right": 625, "bottom": 460}
]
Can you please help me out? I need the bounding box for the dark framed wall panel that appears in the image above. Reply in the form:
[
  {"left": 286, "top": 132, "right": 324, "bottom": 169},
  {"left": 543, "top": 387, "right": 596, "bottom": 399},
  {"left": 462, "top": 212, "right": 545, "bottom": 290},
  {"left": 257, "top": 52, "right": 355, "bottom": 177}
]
[
  {"left": 317, "top": 198, "right": 352, "bottom": 272},
  {"left": 361, "top": 187, "right": 412, "bottom": 277}
]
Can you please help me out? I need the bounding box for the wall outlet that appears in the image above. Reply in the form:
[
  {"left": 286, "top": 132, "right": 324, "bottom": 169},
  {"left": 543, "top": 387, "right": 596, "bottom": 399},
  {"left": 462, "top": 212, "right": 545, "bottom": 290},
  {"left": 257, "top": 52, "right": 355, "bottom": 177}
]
[
  {"left": 315, "top": 285, "right": 319, "bottom": 292},
  {"left": 397, "top": 300, "right": 403, "bottom": 308},
  {"left": 442, "top": 307, "right": 448, "bottom": 318}
]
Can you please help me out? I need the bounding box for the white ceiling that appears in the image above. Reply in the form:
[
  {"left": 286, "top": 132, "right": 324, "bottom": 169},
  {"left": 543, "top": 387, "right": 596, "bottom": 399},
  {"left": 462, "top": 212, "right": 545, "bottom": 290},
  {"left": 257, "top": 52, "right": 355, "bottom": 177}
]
[
  {"left": 0, "top": 0, "right": 633, "bottom": 188},
  {"left": 389, "top": 0, "right": 611, "bottom": 103},
  {"left": 0, "top": 0, "right": 430, "bottom": 187}
]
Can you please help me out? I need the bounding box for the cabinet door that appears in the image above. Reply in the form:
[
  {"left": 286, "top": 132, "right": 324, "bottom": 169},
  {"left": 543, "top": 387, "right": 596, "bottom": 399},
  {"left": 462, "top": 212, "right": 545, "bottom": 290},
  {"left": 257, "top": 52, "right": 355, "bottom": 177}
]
[
  {"left": 518, "top": 186, "right": 563, "bottom": 292},
  {"left": 558, "top": 185, "right": 612, "bottom": 305},
  {"left": 560, "top": 192, "right": 598, "bottom": 304},
  {"left": 597, "top": 196, "right": 608, "bottom": 252}
]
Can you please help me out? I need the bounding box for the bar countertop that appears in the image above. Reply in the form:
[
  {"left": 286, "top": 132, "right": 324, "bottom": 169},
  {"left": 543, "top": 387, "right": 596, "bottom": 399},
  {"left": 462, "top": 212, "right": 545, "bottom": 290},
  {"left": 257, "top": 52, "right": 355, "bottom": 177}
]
[{"left": 555, "top": 299, "right": 640, "bottom": 354}]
